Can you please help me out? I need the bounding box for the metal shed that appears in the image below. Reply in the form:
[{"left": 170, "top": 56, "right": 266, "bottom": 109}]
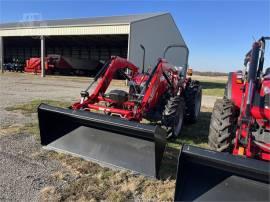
[{"left": 0, "top": 13, "right": 187, "bottom": 76}]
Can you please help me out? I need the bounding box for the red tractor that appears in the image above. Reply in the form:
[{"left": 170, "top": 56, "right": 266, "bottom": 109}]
[
  {"left": 38, "top": 44, "right": 202, "bottom": 177},
  {"left": 174, "top": 37, "right": 269, "bottom": 201},
  {"left": 72, "top": 56, "right": 201, "bottom": 138},
  {"left": 208, "top": 36, "right": 270, "bottom": 161}
]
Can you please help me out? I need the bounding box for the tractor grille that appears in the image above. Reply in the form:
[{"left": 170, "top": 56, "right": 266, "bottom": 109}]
[{"left": 265, "top": 94, "right": 270, "bottom": 108}]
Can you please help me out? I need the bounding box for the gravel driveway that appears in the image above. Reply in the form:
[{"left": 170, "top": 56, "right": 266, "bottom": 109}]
[{"left": 0, "top": 72, "right": 218, "bottom": 201}]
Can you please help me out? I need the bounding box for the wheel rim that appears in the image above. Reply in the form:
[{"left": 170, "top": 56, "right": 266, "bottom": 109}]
[{"left": 174, "top": 106, "right": 184, "bottom": 136}]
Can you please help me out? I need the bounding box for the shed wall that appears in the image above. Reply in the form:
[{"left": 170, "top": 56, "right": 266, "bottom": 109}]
[{"left": 128, "top": 14, "right": 188, "bottom": 71}]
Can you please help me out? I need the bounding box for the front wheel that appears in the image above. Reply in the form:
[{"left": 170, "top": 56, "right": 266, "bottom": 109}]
[
  {"left": 162, "top": 96, "right": 185, "bottom": 139},
  {"left": 185, "top": 81, "right": 202, "bottom": 123},
  {"left": 208, "top": 98, "right": 238, "bottom": 152}
]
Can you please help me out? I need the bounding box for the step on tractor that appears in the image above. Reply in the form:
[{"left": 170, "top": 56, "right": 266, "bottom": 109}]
[
  {"left": 38, "top": 44, "right": 202, "bottom": 178},
  {"left": 174, "top": 37, "right": 269, "bottom": 201}
]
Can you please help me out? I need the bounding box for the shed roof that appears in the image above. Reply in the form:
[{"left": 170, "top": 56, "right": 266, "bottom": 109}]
[{"left": 0, "top": 13, "right": 166, "bottom": 30}]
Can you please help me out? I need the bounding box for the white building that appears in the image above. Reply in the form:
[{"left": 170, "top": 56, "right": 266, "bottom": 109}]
[{"left": 0, "top": 13, "right": 188, "bottom": 75}]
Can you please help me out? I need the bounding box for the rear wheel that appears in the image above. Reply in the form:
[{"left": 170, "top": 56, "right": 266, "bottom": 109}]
[
  {"left": 185, "top": 81, "right": 202, "bottom": 123},
  {"left": 208, "top": 98, "right": 238, "bottom": 152},
  {"left": 163, "top": 96, "right": 185, "bottom": 138}
]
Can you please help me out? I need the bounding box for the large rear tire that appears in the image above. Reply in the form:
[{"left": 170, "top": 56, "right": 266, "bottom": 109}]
[
  {"left": 185, "top": 81, "right": 202, "bottom": 123},
  {"left": 208, "top": 98, "right": 238, "bottom": 152},
  {"left": 163, "top": 96, "right": 185, "bottom": 139}
]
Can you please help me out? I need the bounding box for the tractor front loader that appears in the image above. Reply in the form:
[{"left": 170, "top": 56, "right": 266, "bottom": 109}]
[
  {"left": 38, "top": 45, "right": 202, "bottom": 178},
  {"left": 174, "top": 37, "right": 270, "bottom": 201},
  {"left": 174, "top": 145, "right": 269, "bottom": 201}
]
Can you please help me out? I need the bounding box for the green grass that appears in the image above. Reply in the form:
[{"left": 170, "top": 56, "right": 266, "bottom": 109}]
[
  {"left": 160, "top": 107, "right": 212, "bottom": 179},
  {"left": 168, "top": 107, "right": 211, "bottom": 149},
  {"left": 4, "top": 100, "right": 71, "bottom": 139},
  {"left": 192, "top": 75, "right": 227, "bottom": 97},
  {"left": 5, "top": 99, "right": 71, "bottom": 115},
  {"left": 200, "top": 81, "right": 226, "bottom": 97}
]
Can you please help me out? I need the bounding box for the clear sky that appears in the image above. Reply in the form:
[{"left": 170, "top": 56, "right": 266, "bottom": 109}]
[{"left": 0, "top": 0, "right": 269, "bottom": 72}]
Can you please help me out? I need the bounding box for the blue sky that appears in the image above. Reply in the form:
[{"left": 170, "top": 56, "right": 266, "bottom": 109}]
[{"left": 0, "top": 0, "right": 269, "bottom": 72}]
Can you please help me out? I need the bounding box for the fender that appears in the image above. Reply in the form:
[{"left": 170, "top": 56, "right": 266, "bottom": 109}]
[{"left": 226, "top": 72, "right": 243, "bottom": 108}]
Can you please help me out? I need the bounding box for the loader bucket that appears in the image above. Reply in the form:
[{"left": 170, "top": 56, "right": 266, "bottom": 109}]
[
  {"left": 175, "top": 145, "right": 270, "bottom": 201},
  {"left": 38, "top": 103, "right": 167, "bottom": 178}
]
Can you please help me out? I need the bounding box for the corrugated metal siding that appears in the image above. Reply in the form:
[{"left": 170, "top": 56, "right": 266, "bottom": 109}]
[{"left": 0, "top": 25, "right": 130, "bottom": 36}]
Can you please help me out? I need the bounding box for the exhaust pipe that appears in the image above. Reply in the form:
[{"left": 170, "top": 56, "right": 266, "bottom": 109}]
[
  {"left": 38, "top": 104, "right": 167, "bottom": 178},
  {"left": 175, "top": 145, "right": 270, "bottom": 201}
]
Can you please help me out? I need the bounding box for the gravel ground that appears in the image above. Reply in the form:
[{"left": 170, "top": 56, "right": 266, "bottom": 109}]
[
  {"left": 0, "top": 73, "right": 127, "bottom": 126},
  {"left": 0, "top": 134, "right": 61, "bottom": 201},
  {"left": 0, "top": 72, "right": 218, "bottom": 201}
]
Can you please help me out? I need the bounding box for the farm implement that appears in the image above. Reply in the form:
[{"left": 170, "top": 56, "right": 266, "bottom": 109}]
[
  {"left": 24, "top": 54, "right": 102, "bottom": 75},
  {"left": 38, "top": 44, "right": 202, "bottom": 177},
  {"left": 174, "top": 145, "right": 269, "bottom": 201}
]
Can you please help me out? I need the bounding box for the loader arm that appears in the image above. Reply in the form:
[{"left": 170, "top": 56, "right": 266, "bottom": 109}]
[
  {"left": 140, "top": 59, "right": 181, "bottom": 111},
  {"left": 73, "top": 56, "right": 139, "bottom": 109},
  {"left": 90, "top": 56, "right": 138, "bottom": 100}
]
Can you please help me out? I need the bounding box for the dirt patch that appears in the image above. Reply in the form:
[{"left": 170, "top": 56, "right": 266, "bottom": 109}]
[
  {"left": 38, "top": 151, "right": 176, "bottom": 201},
  {"left": 0, "top": 132, "right": 70, "bottom": 201}
]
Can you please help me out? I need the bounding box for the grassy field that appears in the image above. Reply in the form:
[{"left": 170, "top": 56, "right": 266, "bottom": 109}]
[{"left": 192, "top": 75, "right": 227, "bottom": 97}]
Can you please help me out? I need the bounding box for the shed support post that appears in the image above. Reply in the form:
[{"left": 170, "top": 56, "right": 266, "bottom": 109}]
[
  {"left": 0, "top": 37, "right": 3, "bottom": 73},
  {"left": 40, "top": 36, "right": 45, "bottom": 77}
]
